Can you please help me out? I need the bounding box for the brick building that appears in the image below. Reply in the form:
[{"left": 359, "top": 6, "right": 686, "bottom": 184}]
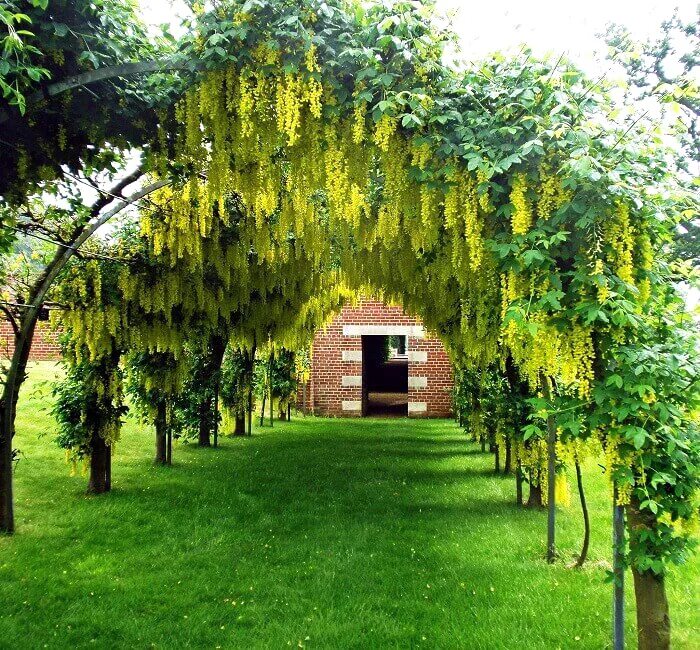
[
  {"left": 300, "top": 299, "right": 453, "bottom": 417},
  {"left": 0, "top": 320, "right": 61, "bottom": 360}
]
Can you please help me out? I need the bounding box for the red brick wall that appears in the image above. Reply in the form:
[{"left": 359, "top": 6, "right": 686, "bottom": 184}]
[
  {"left": 301, "top": 299, "right": 453, "bottom": 417},
  {"left": 0, "top": 320, "right": 61, "bottom": 360}
]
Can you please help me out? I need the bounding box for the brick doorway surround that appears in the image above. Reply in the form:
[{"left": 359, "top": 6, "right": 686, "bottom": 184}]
[{"left": 300, "top": 299, "right": 453, "bottom": 417}]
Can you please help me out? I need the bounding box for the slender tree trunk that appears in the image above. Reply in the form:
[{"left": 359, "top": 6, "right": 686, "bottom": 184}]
[
  {"left": 480, "top": 439, "right": 486, "bottom": 453},
  {"left": 87, "top": 431, "right": 109, "bottom": 494},
  {"left": 287, "top": 402, "right": 291, "bottom": 421},
  {"left": 213, "top": 382, "right": 219, "bottom": 448},
  {"left": 278, "top": 403, "right": 287, "bottom": 421},
  {"left": 166, "top": 428, "right": 172, "bottom": 465},
  {"left": 492, "top": 442, "right": 500, "bottom": 473},
  {"left": 504, "top": 438, "right": 512, "bottom": 474},
  {"left": 234, "top": 412, "right": 246, "bottom": 436},
  {"left": 574, "top": 459, "right": 590, "bottom": 568},
  {"left": 259, "top": 391, "right": 267, "bottom": 427},
  {"left": 516, "top": 461, "right": 524, "bottom": 506},
  {"left": 268, "top": 348, "right": 274, "bottom": 428},
  {"left": 247, "top": 388, "right": 253, "bottom": 435},
  {"left": 155, "top": 401, "right": 167, "bottom": 464},
  {"left": 541, "top": 374, "right": 557, "bottom": 563},
  {"left": 627, "top": 497, "right": 671, "bottom": 650}
]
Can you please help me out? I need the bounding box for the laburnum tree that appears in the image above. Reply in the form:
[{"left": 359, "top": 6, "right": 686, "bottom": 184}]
[{"left": 0, "top": 0, "right": 179, "bottom": 534}]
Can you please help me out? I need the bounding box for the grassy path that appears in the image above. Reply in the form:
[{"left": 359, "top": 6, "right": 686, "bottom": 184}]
[{"left": 1, "top": 363, "right": 698, "bottom": 648}]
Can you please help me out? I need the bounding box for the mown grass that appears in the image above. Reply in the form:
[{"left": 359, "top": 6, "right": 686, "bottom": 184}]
[{"left": 0, "top": 362, "right": 698, "bottom": 649}]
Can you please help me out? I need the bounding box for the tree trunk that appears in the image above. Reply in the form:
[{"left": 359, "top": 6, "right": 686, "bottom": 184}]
[
  {"left": 287, "top": 402, "right": 291, "bottom": 421},
  {"left": 527, "top": 473, "right": 544, "bottom": 508},
  {"left": 574, "top": 459, "right": 590, "bottom": 568},
  {"left": 197, "top": 334, "right": 227, "bottom": 447},
  {"left": 234, "top": 412, "right": 246, "bottom": 436},
  {"left": 87, "top": 432, "right": 110, "bottom": 494},
  {"left": 213, "top": 382, "right": 219, "bottom": 448},
  {"left": 480, "top": 439, "right": 486, "bottom": 453},
  {"left": 268, "top": 348, "right": 274, "bottom": 428},
  {"left": 516, "top": 461, "right": 524, "bottom": 506},
  {"left": 492, "top": 442, "right": 500, "bottom": 473},
  {"left": 541, "top": 374, "right": 557, "bottom": 563},
  {"left": 278, "top": 403, "right": 287, "bottom": 421},
  {"left": 504, "top": 438, "right": 512, "bottom": 474},
  {"left": 628, "top": 498, "right": 671, "bottom": 650},
  {"left": 259, "top": 391, "right": 267, "bottom": 427},
  {"left": 155, "top": 401, "right": 167, "bottom": 464},
  {"left": 166, "top": 428, "right": 172, "bottom": 465},
  {"left": 198, "top": 405, "right": 212, "bottom": 447}
]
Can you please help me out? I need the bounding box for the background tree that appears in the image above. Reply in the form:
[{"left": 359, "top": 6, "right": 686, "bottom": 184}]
[
  {"left": 126, "top": 350, "right": 185, "bottom": 465},
  {"left": 605, "top": 11, "right": 699, "bottom": 265}
]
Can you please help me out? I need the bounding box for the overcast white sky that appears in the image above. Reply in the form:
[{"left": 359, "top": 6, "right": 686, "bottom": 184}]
[{"left": 139, "top": 0, "right": 699, "bottom": 77}]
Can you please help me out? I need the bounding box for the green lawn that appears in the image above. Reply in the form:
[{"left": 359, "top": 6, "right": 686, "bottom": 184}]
[{"left": 1, "top": 362, "right": 698, "bottom": 649}]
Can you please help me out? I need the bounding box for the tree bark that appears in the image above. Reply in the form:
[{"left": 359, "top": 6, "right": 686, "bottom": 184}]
[
  {"left": 516, "top": 461, "right": 524, "bottom": 507},
  {"left": 198, "top": 402, "right": 212, "bottom": 447},
  {"left": 87, "top": 432, "right": 110, "bottom": 494},
  {"left": 246, "top": 342, "right": 256, "bottom": 436},
  {"left": 166, "top": 428, "right": 172, "bottom": 465},
  {"left": 259, "top": 392, "right": 267, "bottom": 427},
  {"left": 527, "top": 473, "right": 544, "bottom": 508},
  {"left": 541, "top": 374, "right": 557, "bottom": 563},
  {"left": 234, "top": 412, "right": 246, "bottom": 436},
  {"left": 627, "top": 498, "right": 671, "bottom": 650},
  {"left": 278, "top": 403, "right": 287, "bottom": 421},
  {"left": 574, "top": 459, "right": 590, "bottom": 568},
  {"left": 155, "top": 401, "right": 167, "bottom": 464},
  {"left": 504, "top": 438, "right": 512, "bottom": 474},
  {"left": 492, "top": 442, "right": 500, "bottom": 473},
  {"left": 268, "top": 349, "right": 274, "bottom": 428},
  {"left": 197, "top": 334, "right": 227, "bottom": 447}
]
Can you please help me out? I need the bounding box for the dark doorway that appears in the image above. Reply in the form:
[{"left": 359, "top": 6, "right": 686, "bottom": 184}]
[{"left": 361, "top": 335, "right": 408, "bottom": 416}]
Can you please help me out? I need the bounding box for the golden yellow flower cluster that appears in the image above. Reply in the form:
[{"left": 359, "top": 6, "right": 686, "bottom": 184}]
[
  {"left": 509, "top": 173, "right": 533, "bottom": 235},
  {"left": 606, "top": 202, "right": 635, "bottom": 286}
]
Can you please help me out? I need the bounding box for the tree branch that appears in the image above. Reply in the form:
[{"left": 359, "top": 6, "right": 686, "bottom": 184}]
[
  {"left": 0, "top": 306, "right": 19, "bottom": 338},
  {"left": 0, "top": 57, "right": 198, "bottom": 125}
]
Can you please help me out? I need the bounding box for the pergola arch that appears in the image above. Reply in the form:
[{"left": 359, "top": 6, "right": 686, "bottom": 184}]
[{"left": 1, "top": 3, "right": 697, "bottom": 648}]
